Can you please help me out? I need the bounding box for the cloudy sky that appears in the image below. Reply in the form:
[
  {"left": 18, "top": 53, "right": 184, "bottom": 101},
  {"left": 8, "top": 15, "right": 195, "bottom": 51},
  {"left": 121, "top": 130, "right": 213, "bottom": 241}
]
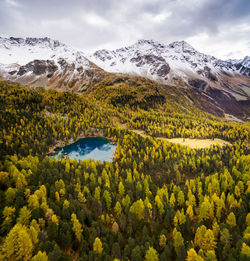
[{"left": 1, "top": 0, "right": 250, "bottom": 59}]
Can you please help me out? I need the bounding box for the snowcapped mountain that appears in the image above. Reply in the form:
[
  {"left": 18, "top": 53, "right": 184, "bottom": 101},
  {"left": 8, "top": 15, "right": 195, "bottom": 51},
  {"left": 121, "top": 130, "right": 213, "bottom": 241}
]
[
  {"left": 227, "top": 56, "right": 250, "bottom": 76},
  {"left": 0, "top": 36, "right": 249, "bottom": 119},
  {"left": 241, "top": 56, "right": 250, "bottom": 68},
  {"left": 87, "top": 39, "right": 250, "bottom": 117},
  {"left": 0, "top": 37, "right": 105, "bottom": 91},
  {"left": 89, "top": 39, "right": 250, "bottom": 81},
  {"left": 0, "top": 37, "right": 88, "bottom": 66}
]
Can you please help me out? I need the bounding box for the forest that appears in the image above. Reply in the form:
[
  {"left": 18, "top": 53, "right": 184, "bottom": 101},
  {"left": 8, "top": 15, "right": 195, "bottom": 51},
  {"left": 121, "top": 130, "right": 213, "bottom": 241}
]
[{"left": 0, "top": 80, "right": 249, "bottom": 261}]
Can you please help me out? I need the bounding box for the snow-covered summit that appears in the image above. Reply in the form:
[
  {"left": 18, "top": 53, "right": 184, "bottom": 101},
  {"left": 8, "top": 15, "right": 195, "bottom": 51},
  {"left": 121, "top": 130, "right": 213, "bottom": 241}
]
[
  {"left": 0, "top": 36, "right": 89, "bottom": 68},
  {"left": 0, "top": 37, "right": 105, "bottom": 92},
  {"left": 228, "top": 56, "right": 250, "bottom": 66},
  {"left": 88, "top": 39, "right": 250, "bottom": 84},
  {"left": 241, "top": 56, "right": 250, "bottom": 67}
]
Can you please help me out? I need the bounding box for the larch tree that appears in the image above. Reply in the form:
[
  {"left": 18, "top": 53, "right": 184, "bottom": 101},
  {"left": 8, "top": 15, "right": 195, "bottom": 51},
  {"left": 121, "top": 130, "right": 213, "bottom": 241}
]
[
  {"left": 114, "top": 201, "right": 122, "bottom": 217},
  {"left": 31, "top": 251, "right": 49, "bottom": 261},
  {"left": 173, "top": 231, "right": 184, "bottom": 254},
  {"left": 112, "top": 221, "right": 119, "bottom": 234},
  {"left": 170, "top": 193, "right": 176, "bottom": 207},
  {"left": 71, "top": 213, "right": 82, "bottom": 242},
  {"left": 1, "top": 223, "right": 34, "bottom": 261},
  {"left": 226, "top": 212, "right": 236, "bottom": 227},
  {"left": 159, "top": 234, "right": 167, "bottom": 248},
  {"left": 129, "top": 199, "right": 145, "bottom": 220},
  {"left": 1, "top": 206, "right": 15, "bottom": 232},
  {"left": 118, "top": 181, "right": 125, "bottom": 198},
  {"left": 186, "top": 248, "right": 203, "bottom": 261},
  {"left": 194, "top": 226, "right": 216, "bottom": 252},
  {"left": 17, "top": 206, "right": 31, "bottom": 226},
  {"left": 93, "top": 237, "right": 103, "bottom": 255},
  {"left": 177, "top": 190, "right": 185, "bottom": 206},
  {"left": 204, "top": 250, "right": 217, "bottom": 261},
  {"left": 241, "top": 243, "right": 250, "bottom": 260},
  {"left": 186, "top": 205, "right": 194, "bottom": 220},
  {"left": 103, "top": 190, "right": 112, "bottom": 210},
  {"left": 145, "top": 247, "right": 159, "bottom": 261}
]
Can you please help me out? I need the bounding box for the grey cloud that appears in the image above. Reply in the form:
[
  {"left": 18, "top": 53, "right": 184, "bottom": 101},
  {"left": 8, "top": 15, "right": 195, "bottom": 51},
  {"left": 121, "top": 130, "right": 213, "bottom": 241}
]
[{"left": 0, "top": 0, "right": 249, "bottom": 58}]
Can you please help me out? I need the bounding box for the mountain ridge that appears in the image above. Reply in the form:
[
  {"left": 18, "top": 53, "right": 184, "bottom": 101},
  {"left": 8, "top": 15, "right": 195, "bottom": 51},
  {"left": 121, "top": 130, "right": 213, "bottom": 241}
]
[
  {"left": 0, "top": 36, "right": 107, "bottom": 92},
  {"left": 0, "top": 36, "right": 249, "bottom": 120}
]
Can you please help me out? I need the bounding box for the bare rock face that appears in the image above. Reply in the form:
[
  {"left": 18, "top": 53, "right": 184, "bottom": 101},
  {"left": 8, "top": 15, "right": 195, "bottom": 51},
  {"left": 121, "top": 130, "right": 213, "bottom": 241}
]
[
  {"left": 130, "top": 54, "right": 165, "bottom": 67},
  {"left": 188, "top": 79, "right": 207, "bottom": 90},
  {"left": 17, "top": 60, "right": 58, "bottom": 76},
  {"left": 234, "top": 63, "right": 250, "bottom": 76},
  {"left": 228, "top": 56, "right": 250, "bottom": 76},
  {"left": 157, "top": 64, "right": 170, "bottom": 77}
]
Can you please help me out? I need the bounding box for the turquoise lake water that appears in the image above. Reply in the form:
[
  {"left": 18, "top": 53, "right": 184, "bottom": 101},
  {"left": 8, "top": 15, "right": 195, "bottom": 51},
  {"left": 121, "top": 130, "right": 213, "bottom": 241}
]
[{"left": 52, "top": 137, "right": 117, "bottom": 162}]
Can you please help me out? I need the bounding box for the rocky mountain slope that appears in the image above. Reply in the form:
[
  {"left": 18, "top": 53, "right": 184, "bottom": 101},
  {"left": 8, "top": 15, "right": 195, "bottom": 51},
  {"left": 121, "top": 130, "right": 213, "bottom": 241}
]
[
  {"left": 90, "top": 39, "right": 250, "bottom": 78},
  {"left": 0, "top": 37, "right": 249, "bottom": 120},
  {"left": 88, "top": 39, "right": 250, "bottom": 120},
  {"left": 228, "top": 56, "right": 250, "bottom": 76},
  {"left": 0, "top": 37, "right": 106, "bottom": 92}
]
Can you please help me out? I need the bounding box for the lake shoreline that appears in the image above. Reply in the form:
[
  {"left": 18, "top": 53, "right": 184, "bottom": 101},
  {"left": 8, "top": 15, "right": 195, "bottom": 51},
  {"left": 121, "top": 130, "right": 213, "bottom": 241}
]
[{"left": 47, "top": 127, "right": 114, "bottom": 156}]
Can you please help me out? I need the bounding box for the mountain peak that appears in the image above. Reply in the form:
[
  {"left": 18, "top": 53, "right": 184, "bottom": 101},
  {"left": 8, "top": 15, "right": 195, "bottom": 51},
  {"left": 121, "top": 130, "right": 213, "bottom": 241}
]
[
  {"left": 0, "top": 36, "right": 90, "bottom": 68},
  {"left": 0, "top": 36, "right": 64, "bottom": 49},
  {"left": 134, "top": 39, "right": 165, "bottom": 49},
  {"left": 136, "top": 39, "right": 158, "bottom": 45},
  {"left": 168, "top": 40, "right": 197, "bottom": 53},
  {"left": 242, "top": 56, "right": 250, "bottom": 67}
]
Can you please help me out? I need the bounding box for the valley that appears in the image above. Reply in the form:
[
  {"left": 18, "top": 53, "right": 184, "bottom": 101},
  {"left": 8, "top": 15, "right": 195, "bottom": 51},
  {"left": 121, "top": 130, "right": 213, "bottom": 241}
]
[{"left": 0, "top": 37, "right": 249, "bottom": 261}]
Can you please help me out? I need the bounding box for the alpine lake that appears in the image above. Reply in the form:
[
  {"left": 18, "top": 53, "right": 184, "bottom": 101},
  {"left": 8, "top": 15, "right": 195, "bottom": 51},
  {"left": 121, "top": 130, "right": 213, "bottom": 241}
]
[{"left": 51, "top": 137, "right": 117, "bottom": 162}]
